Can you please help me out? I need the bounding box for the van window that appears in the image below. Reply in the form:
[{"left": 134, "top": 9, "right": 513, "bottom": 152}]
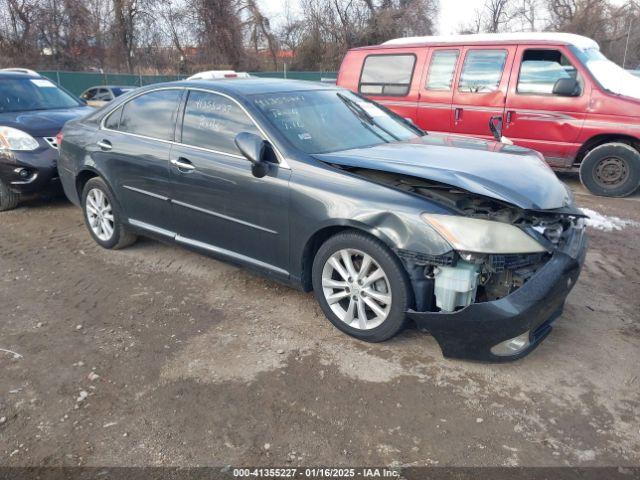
[
  {"left": 180, "top": 90, "right": 260, "bottom": 155},
  {"left": 359, "top": 54, "right": 416, "bottom": 96},
  {"left": 458, "top": 50, "right": 507, "bottom": 93},
  {"left": 517, "top": 49, "right": 579, "bottom": 95},
  {"left": 119, "top": 89, "right": 181, "bottom": 140},
  {"left": 426, "top": 50, "right": 459, "bottom": 90}
]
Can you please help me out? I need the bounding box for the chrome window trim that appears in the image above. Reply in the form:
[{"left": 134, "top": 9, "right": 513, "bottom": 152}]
[{"left": 99, "top": 85, "right": 290, "bottom": 169}]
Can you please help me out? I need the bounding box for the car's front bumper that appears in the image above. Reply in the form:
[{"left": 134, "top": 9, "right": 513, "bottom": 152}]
[
  {"left": 0, "top": 141, "right": 60, "bottom": 195},
  {"left": 408, "top": 226, "right": 587, "bottom": 362}
]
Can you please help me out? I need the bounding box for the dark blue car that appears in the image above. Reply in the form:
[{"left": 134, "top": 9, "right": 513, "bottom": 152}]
[
  {"left": 57, "top": 78, "right": 588, "bottom": 361},
  {"left": 0, "top": 70, "right": 92, "bottom": 210}
]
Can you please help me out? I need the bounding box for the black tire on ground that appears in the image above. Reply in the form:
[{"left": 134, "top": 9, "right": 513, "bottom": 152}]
[
  {"left": 81, "top": 177, "right": 137, "bottom": 249},
  {"left": 0, "top": 179, "right": 19, "bottom": 212},
  {"left": 312, "top": 230, "right": 412, "bottom": 342},
  {"left": 579, "top": 142, "right": 640, "bottom": 197}
]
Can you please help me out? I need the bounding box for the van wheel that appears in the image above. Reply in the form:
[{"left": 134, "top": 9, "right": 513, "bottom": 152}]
[
  {"left": 312, "top": 231, "right": 412, "bottom": 342},
  {"left": 81, "top": 177, "right": 137, "bottom": 249},
  {"left": 0, "top": 179, "right": 19, "bottom": 211},
  {"left": 580, "top": 143, "right": 640, "bottom": 197}
]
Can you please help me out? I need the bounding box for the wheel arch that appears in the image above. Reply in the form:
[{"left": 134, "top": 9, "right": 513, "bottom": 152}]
[
  {"left": 576, "top": 133, "right": 640, "bottom": 164},
  {"left": 298, "top": 220, "right": 402, "bottom": 292}
]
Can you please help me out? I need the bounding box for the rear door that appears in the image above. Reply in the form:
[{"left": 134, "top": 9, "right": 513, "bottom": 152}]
[
  {"left": 94, "top": 88, "right": 183, "bottom": 230},
  {"left": 417, "top": 47, "right": 460, "bottom": 132},
  {"left": 168, "top": 89, "right": 291, "bottom": 276},
  {"left": 503, "top": 45, "right": 588, "bottom": 165},
  {"left": 451, "top": 46, "right": 515, "bottom": 139},
  {"left": 357, "top": 52, "right": 420, "bottom": 121}
]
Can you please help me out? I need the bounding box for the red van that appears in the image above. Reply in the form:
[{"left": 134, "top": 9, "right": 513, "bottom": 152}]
[{"left": 337, "top": 33, "right": 640, "bottom": 197}]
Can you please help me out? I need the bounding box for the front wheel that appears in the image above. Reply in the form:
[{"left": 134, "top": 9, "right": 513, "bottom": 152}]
[
  {"left": 0, "top": 179, "right": 19, "bottom": 212},
  {"left": 81, "top": 177, "right": 137, "bottom": 249},
  {"left": 312, "top": 231, "right": 412, "bottom": 342},
  {"left": 579, "top": 143, "right": 640, "bottom": 197}
]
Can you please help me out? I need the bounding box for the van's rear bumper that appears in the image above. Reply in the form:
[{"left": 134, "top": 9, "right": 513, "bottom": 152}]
[{"left": 408, "top": 228, "right": 587, "bottom": 362}]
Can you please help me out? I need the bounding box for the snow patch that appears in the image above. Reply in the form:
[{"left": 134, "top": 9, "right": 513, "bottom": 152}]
[{"left": 581, "top": 208, "right": 639, "bottom": 232}]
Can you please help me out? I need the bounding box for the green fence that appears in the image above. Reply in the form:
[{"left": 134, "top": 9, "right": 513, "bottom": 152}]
[{"left": 37, "top": 70, "right": 337, "bottom": 95}]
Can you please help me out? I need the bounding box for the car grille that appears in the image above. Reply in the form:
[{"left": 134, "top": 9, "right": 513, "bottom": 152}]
[{"left": 43, "top": 137, "right": 58, "bottom": 149}]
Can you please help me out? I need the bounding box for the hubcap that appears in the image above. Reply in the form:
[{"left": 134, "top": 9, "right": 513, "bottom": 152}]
[
  {"left": 86, "top": 188, "right": 114, "bottom": 241},
  {"left": 321, "top": 248, "right": 392, "bottom": 330},
  {"left": 594, "top": 157, "right": 629, "bottom": 187}
]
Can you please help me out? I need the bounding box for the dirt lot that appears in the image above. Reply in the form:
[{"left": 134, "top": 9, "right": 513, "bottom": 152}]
[{"left": 1, "top": 174, "right": 639, "bottom": 468}]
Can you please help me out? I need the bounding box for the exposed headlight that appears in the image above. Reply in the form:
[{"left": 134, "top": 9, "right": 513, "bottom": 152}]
[
  {"left": 421, "top": 213, "right": 546, "bottom": 254},
  {"left": 0, "top": 126, "right": 40, "bottom": 151}
]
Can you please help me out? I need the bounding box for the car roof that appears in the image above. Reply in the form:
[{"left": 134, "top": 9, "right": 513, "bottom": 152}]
[
  {"left": 175, "top": 78, "right": 334, "bottom": 95},
  {"left": 355, "top": 32, "right": 599, "bottom": 51},
  {"left": 0, "top": 71, "right": 42, "bottom": 80}
]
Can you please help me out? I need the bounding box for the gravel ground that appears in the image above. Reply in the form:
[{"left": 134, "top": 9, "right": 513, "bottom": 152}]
[{"left": 1, "top": 174, "right": 639, "bottom": 467}]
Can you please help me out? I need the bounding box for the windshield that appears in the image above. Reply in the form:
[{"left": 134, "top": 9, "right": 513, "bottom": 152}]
[
  {"left": 0, "top": 77, "right": 82, "bottom": 113},
  {"left": 252, "top": 90, "right": 422, "bottom": 154},
  {"left": 571, "top": 46, "right": 640, "bottom": 100}
]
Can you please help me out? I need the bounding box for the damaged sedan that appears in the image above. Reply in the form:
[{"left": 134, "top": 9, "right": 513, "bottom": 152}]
[{"left": 57, "top": 79, "right": 587, "bottom": 361}]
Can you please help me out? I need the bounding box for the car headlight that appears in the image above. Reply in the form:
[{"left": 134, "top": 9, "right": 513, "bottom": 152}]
[
  {"left": 0, "top": 126, "right": 40, "bottom": 151},
  {"left": 421, "top": 213, "right": 546, "bottom": 254}
]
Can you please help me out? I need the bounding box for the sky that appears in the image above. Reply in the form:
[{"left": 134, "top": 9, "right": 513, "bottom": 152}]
[
  {"left": 258, "top": 0, "right": 510, "bottom": 36},
  {"left": 258, "top": 0, "right": 630, "bottom": 36}
]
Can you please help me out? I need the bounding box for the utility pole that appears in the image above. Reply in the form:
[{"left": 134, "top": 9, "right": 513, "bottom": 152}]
[{"left": 622, "top": 18, "right": 633, "bottom": 69}]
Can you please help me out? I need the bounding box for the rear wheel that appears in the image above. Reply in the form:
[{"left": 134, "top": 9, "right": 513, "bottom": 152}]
[
  {"left": 0, "top": 179, "right": 19, "bottom": 212},
  {"left": 81, "top": 177, "right": 137, "bottom": 249},
  {"left": 312, "top": 231, "right": 412, "bottom": 342},
  {"left": 580, "top": 143, "right": 640, "bottom": 197}
]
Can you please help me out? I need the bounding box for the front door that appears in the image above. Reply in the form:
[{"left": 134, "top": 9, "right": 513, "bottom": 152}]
[
  {"left": 503, "top": 46, "right": 588, "bottom": 166},
  {"left": 93, "top": 88, "right": 183, "bottom": 230},
  {"left": 451, "top": 46, "right": 515, "bottom": 139},
  {"left": 169, "top": 89, "right": 291, "bottom": 276}
]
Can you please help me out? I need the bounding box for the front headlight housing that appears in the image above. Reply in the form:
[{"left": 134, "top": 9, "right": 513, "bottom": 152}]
[
  {"left": 0, "top": 126, "right": 40, "bottom": 151},
  {"left": 421, "top": 213, "right": 546, "bottom": 254}
]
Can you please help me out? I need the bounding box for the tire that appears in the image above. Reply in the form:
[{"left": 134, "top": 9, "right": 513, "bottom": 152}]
[
  {"left": 579, "top": 142, "right": 640, "bottom": 197},
  {"left": 312, "top": 230, "right": 412, "bottom": 342},
  {"left": 0, "top": 179, "right": 19, "bottom": 212},
  {"left": 81, "top": 177, "right": 137, "bottom": 249}
]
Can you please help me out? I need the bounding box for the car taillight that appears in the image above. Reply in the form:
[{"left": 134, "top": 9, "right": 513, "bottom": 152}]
[
  {"left": 56, "top": 132, "right": 64, "bottom": 145},
  {"left": 224, "top": 73, "right": 238, "bottom": 78}
]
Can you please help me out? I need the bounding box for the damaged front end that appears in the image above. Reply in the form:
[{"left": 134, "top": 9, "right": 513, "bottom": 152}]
[{"left": 348, "top": 168, "right": 588, "bottom": 361}]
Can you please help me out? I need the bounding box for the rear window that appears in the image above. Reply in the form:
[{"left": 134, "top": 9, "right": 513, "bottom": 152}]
[
  {"left": 117, "top": 89, "right": 181, "bottom": 140},
  {"left": 359, "top": 54, "right": 415, "bottom": 96},
  {"left": 458, "top": 50, "right": 507, "bottom": 93}
]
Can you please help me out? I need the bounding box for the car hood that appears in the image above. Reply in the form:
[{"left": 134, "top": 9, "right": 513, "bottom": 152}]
[
  {"left": 313, "top": 134, "right": 571, "bottom": 211},
  {"left": 0, "top": 107, "right": 93, "bottom": 137}
]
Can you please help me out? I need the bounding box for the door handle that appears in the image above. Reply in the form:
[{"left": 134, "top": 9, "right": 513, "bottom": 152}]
[
  {"left": 506, "top": 110, "right": 514, "bottom": 124},
  {"left": 171, "top": 157, "right": 196, "bottom": 172},
  {"left": 454, "top": 107, "right": 462, "bottom": 122},
  {"left": 97, "top": 140, "right": 112, "bottom": 151}
]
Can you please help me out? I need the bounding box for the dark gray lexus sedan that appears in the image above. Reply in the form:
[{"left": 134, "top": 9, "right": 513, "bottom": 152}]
[{"left": 57, "top": 79, "right": 587, "bottom": 361}]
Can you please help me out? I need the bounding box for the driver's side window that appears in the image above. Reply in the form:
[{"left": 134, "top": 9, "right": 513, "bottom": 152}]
[{"left": 517, "top": 49, "right": 580, "bottom": 95}]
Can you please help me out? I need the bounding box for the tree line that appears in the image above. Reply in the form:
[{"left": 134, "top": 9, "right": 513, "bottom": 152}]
[{"left": 0, "top": 0, "right": 638, "bottom": 74}]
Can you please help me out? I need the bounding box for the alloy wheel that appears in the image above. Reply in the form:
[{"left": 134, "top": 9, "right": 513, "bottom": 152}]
[
  {"left": 321, "top": 248, "right": 392, "bottom": 330},
  {"left": 85, "top": 188, "right": 114, "bottom": 241}
]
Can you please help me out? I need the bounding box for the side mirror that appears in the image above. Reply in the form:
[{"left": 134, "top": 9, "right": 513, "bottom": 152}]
[
  {"left": 552, "top": 78, "right": 580, "bottom": 97},
  {"left": 489, "top": 115, "right": 503, "bottom": 142},
  {"left": 234, "top": 132, "right": 270, "bottom": 178}
]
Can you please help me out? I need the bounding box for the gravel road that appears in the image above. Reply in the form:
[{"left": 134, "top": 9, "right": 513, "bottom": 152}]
[{"left": 1, "top": 175, "right": 639, "bottom": 467}]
